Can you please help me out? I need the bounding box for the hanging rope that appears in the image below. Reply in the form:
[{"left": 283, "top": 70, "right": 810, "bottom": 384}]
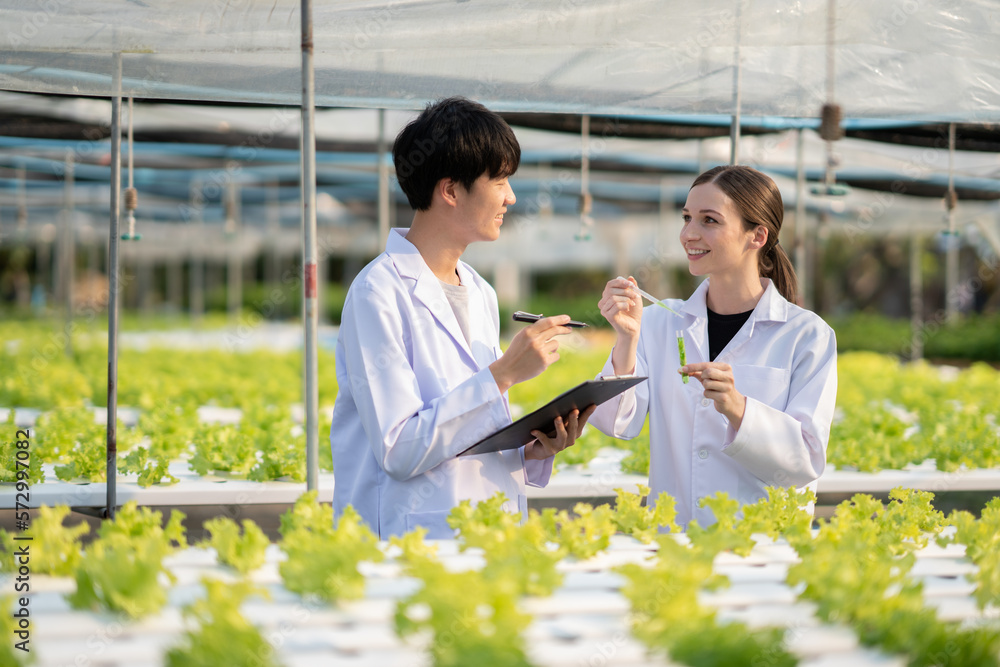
[
  {"left": 122, "top": 97, "right": 141, "bottom": 240},
  {"left": 812, "top": 0, "right": 849, "bottom": 197},
  {"left": 730, "top": 0, "right": 743, "bottom": 165},
  {"left": 575, "top": 114, "right": 593, "bottom": 241}
]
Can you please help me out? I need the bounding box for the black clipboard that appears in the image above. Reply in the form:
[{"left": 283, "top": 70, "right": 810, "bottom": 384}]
[{"left": 458, "top": 376, "right": 647, "bottom": 457}]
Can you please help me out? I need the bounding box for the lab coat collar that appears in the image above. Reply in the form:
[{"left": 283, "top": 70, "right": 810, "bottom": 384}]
[
  {"left": 678, "top": 278, "right": 788, "bottom": 363},
  {"left": 681, "top": 278, "right": 788, "bottom": 324},
  {"left": 385, "top": 228, "right": 425, "bottom": 280},
  {"left": 756, "top": 278, "right": 790, "bottom": 323},
  {"left": 680, "top": 279, "right": 710, "bottom": 319},
  {"left": 679, "top": 280, "right": 708, "bottom": 363},
  {"left": 385, "top": 228, "right": 478, "bottom": 365},
  {"left": 386, "top": 228, "right": 474, "bottom": 284}
]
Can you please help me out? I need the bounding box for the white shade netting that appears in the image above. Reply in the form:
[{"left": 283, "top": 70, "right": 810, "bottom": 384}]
[{"left": 2, "top": 0, "right": 999, "bottom": 119}]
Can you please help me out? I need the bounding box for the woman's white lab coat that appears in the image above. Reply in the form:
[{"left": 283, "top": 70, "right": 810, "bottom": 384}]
[
  {"left": 330, "top": 228, "right": 551, "bottom": 538},
  {"left": 590, "top": 278, "right": 837, "bottom": 528}
]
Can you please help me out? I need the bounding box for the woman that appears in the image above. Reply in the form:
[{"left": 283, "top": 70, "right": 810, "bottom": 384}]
[{"left": 590, "top": 165, "right": 837, "bottom": 528}]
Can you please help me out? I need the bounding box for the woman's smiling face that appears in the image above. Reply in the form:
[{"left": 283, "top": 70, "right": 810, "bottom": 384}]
[{"left": 680, "top": 181, "right": 761, "bottom": 278}]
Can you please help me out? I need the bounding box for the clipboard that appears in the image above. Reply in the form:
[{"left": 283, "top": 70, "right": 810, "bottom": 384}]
[{"left": 458, "top": 376, "right": 647, "bottom": 457}]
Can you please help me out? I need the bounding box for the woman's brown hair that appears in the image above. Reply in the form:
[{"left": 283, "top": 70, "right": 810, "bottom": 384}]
[{"left": 691, "top": 165, "right": 798, "bottom": 303}]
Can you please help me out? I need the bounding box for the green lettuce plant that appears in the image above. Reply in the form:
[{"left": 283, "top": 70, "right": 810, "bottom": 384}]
[
  {"left": 165, "top": 578, "right": 282, "bottom": 667},
  {"left": 278, "top": 491, "right": 382, "bottom": 602},
  {"left": 201, "top": 516, "right": 269, "bottom": 575},
  {"left": 67, "top": 502, "right": 187, "bottom": 619}
]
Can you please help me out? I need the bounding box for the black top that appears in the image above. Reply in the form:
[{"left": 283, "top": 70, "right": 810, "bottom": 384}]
[{"left": 707, "top": 307, "right": 754, "bottom": 361}]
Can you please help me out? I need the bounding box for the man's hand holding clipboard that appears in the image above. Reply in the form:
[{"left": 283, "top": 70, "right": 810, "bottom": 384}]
[
  {"left": 523, "top": 404, "right": 598, "bottom": 460},
  {"left": 459, "top": 376, "right": 648, "bottom": 457}
]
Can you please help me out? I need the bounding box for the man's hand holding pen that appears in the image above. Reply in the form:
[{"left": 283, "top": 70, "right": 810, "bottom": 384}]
[
  {"left": 489, "top": 313, "right": 595, "bottom": 460},
  {"left": 489, "top": 315, "right": 574, "bottom": 394}
]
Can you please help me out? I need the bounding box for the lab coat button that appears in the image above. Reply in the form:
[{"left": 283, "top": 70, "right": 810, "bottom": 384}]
[
  {"left": 700, "top": 398, "right": 711, "bottom": 407},
  {"left": 698, "top": 449, "right": 709, "bottom": 460}
]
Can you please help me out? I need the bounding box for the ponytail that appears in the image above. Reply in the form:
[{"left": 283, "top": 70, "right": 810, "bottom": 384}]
[{"left": 761, "top": 241, "right": 797, "bottom": 304}]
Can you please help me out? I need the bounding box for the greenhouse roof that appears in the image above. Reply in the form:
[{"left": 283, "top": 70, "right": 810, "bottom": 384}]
[{"left": 2, "top": 0, "right": 999, "bottom": 120}]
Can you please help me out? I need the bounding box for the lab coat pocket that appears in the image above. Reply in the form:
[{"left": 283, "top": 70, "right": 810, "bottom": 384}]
[
  {"left": 733, "top": 365, "right": 790, "bottom": 411},
  {"left": 405, "top": 509, "right": 457, "bottom": 539}
]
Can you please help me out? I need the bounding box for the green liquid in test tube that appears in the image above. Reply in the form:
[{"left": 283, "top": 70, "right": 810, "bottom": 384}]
[{"left": 677, "top": 331, "right": 688, "bottom": 384}]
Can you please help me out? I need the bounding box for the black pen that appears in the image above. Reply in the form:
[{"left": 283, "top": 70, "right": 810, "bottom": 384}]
[{"left": 512, "top": 311, "right": 589, "bottom": 328}]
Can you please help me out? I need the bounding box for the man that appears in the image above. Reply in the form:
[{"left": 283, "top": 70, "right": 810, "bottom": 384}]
[{"left": 330, "top": 97, "right": 594, "bottom": 538}]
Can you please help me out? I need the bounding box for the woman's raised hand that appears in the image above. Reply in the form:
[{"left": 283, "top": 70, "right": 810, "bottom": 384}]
[{"left": 599, "top": 275, "right": 642, "bottom": 340}]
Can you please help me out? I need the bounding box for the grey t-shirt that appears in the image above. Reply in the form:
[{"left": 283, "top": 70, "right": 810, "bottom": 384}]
[{"left": 439, "top": 279, "right": 473, "bottom": 346}]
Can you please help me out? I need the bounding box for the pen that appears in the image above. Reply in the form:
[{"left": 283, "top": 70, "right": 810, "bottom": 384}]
[{"left": 512, "top": 311, "right": 589, "bottom": 328}]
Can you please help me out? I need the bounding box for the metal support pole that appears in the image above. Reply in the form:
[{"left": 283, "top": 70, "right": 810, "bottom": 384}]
[
  {"left": 106, "top": 53, "right": 123, "bottom": 520},
  {"left": 577, "top": 114, "right": 593, "bottom": 241},
  {"left": 539, "top": 161, "right": 553, "bottom": 217},
  {"left": 226, "top": 180, "right": 242, "bottom": 319},
  {"left": 138, "top": 255, "right": 153, "bottom": 315},
  {"left": 973, "top": 213, "right": 1000, "bottom": 261},
  {"left": 656, "top": 176, "right": 674, "bottom": 298},
  {"left": 814, "top": 211, "right": 827, "bottom": 313},
  {"left": 729, "top": 0, "right": 743, "bottom": 166},
  {"left": 35, "top": 237, "right": 50, "bottom": 308},
  {"left": 62, "top": 150, "right": 75, "bottom": 357},
  {"left": 581, "top": 115, "right": 590, "bottom": 197},
  {"left": 87, "top": 235, "right": 100, "bottom": 279},
  {"left": 822, "top": 0, "right": 839, "bottom": 191},
  {"left": 377, "top": 108, "right": 390, "bottom": 250},
  {"left": 826, "top": 0, "right": 836, "bottom": 107},
  {"left": 794, "top": 128, "right": 810, "bottom": 309},
  {"left": 944, "top": 122, "right": 959, "bottom": 323},
  {"left": 301, "top": 0, "right": 320, "bottom": 492},
  {"left": 168, "top": 259, "right": 183, "bottom": 313},
  {"left": 910, "top": 233, "right": 924, "bottom": 361},
  {"left": 47, "top": 237, "right": 57, "bottom": 301},
  {"left": 207, "top": 261, "right": 220, "bottom": 310},
  {"left": 189, "top": 180, "right": 204, "bottom": 320},
  {"left": 267, "top": 181, "right": 281, "bottom": 290},
  {"left": 16, "top": 164, "right": 27, "bottom": 235}
]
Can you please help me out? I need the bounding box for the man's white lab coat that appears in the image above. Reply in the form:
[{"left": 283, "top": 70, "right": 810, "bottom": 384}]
[
  {"left": 590, "top": 278, "right": 837, "bottom": 528},
  {"left": 330, "top": 228, "right": 551, "bottom": 538}
]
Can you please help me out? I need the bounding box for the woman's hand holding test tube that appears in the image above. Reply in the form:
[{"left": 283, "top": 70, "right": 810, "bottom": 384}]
[{"left": 599, "top": 276, "right": 643, "bottom": 375}]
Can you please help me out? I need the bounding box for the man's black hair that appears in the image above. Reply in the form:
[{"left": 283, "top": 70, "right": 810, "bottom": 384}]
[{"left": 392, "top": 96, "right": 521, "bottom": 211}]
